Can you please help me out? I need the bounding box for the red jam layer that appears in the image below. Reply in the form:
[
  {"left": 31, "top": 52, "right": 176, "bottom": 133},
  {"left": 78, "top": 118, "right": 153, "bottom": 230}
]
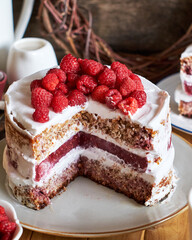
[
  {"left": 35, "top": 132, "right": 148, "bottom": 181},
  {"left": 35, "top": 134, "right": 80, "bottom": 181},
  {"left": 184, "top": 81, "right": 192, "bottom": 95},
  {"left": 184, "top": 66, "right": 192, "bottom": 75},
  {"left": 80, "top": 132, "right": 147, "bottom": 171}
]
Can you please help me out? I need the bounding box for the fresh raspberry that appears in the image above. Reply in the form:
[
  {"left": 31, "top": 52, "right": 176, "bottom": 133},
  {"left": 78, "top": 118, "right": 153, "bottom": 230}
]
[
  {"left": 0, "top": 207, "right": 5, "bottom": 215},
  {"left": 0, "top": 221, "right": 16, "bottom": 233},
  {"left": 79, "top": 59, "right": 104, "bottom": 76},
  {"left": 77, "top": 58, "right": 86, "bottom": 65},
  {"left": 111, "top": 61, "right": 132, "bottom": 74},
  {"left": 68, "top": 90, "right": 87, "bottom": 106},
  {"left": 42, "top": 73, "right": 59, "bottom": 91},
  {"left": 129, "top": 73, "right": 144, "bottom": 91},
  {"left": 130, "top": 90, "right": 147, "bottom": 108},
  {"left": 30, "top": 79, "right": 42, "bottom": 91},
  {"left": 55, "top": 83, "right": 68, "bottom": 95},
  {"left": 0, "top": 215, "right": 8, "bottom": 223},
  {"left": 111, "top": 61, "right": 124, "bottom": 71},
  {"left": 105, "top": 89, "right": 122, "bottom": 109},
  {"left": 118, "top": 97, "right": 138, "bottom": 115},
  {"left": 51, "top": 94, "right": 68, "bottom": 113},
  {"left": 1, "top": 232, "right": 12, "bottom": 240},
  {"left": 60, "top": 54, "right": 80, "bottom": 74},
  {"left": 111, "top": 61, "right": 132, "bottom": 87},
  {"left": 98, "top": 68, "right": 116, "bottom": 88},
  {"left": 119, "top": 77, "right": 136, "bottom": 97},
  {"left": 76, "top": 75, "right": 97, "bottom": 95},
  {"left": 32, "top": 107, "right": 49, "bottom": 123},
  {"left": 52, "top": 89, "right": 64, "bottom": 97},
  {"left": 31, "top": 87, "right": 53, "bottom": 108},
  {"left": 91, "top": 85, "right": 109, "bottom": 103},
  {"left": 66, "top": 73, "right": 80, "bottom": 89},
  {"left": 47, "top": 68, "right": 67, "bottom": 83}
]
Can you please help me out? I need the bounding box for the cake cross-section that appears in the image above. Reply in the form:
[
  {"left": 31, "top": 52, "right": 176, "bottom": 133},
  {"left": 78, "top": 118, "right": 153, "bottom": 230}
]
[{"left": 3, "top": 55, "right": 175, "bottom": 210}]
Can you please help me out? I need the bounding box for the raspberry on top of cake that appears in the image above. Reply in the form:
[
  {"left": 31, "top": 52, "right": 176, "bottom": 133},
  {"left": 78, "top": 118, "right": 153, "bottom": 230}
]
[{"left": 29, "top": 54, "right": 147, "bottom": 123}]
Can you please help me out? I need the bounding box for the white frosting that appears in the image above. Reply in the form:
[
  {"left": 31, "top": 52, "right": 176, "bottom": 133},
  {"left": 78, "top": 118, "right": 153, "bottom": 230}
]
[
  {"left": 181, "top": 44, "right": 192, "bottom": 59},
  {"left": 81, "top": 145, "right": 174, "bottom": 185},
  {"left": 4, "top": 144, "right": 174, "bottom": 188},
  {"left": 5, "top": 69, "right": 170, "bottom": 137},
  {"left": 6, "top": 124, "right": 82, "bottom": 179},
  {"left": 180, "top": 45, "right": 192, "bottom": 93},
  {"left": 174, "top": 84, "right": 192, "bottom": 103},
  {"left": 145, "top": 172, "right": 176, "bottom": 206},
  {"left": 87, "top": 79, "right": 170, "bottom": 132},
  {"left": 5, "top": 69, "right": 88, "bottom": 137},
  {"left": 5, "top": 129, "right": 173, "bottom": 182},
  {"left": 3, "top": 146, "right": 83, "bottom": 188},
  {"left": 180, "top": 71, "right": 192, "bottom": 85}
]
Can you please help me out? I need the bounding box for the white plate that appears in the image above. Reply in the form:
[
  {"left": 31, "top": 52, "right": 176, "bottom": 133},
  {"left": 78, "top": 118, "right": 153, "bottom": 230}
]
[
  {"left": 0, "top": 135, "right": 191, "bottom": 237},
  {"left": 157, "top": 73, "right": 192, "bottom": 134}
]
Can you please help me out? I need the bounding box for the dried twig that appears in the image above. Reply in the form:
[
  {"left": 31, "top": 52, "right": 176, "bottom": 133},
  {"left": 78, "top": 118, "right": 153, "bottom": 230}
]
[{"left": 38, "top": 0, "right": 192, "bottom": 81}]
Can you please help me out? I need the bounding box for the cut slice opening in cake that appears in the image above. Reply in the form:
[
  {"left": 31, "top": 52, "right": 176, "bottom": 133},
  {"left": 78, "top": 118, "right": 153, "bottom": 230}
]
[{"left": 4, "top": 55, "right": 176, "bottom": 210}]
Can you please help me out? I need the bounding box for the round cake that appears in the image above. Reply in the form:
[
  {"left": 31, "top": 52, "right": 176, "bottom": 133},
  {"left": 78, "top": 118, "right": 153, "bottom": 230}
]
[{"left": 3, "top": 55, "right": 175, "bottom": 210}]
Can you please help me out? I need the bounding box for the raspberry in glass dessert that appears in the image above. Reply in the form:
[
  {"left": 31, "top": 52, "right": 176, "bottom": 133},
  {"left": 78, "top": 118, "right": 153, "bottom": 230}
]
[
  {"left": 175, "top": 44, "right": 192, "bottom": 117},
  {"left": 4, "top": 54, "right": 175, "bottom": 210}
]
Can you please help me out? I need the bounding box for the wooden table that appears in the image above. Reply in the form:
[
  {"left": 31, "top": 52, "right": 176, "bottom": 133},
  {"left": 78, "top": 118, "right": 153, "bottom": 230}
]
[
  {"left": 15, "top": 128, "right": 190, "bottom": 240},
  {"left": 0, "top": 114, "right": 191, "bottom": 240}
]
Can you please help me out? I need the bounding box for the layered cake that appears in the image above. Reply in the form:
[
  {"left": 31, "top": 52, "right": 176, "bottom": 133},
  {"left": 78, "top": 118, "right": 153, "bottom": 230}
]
[
  {"left": 175, "top": 44, "right": 192, "bottom": 117},
  {"left": 3, "top": 55, "right": 175, "bottom": 210}
]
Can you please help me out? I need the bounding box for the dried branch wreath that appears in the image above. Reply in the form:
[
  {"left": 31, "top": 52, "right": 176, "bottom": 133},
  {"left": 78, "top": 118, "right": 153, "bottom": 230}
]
[{"left": 38, "top": 0, "right": 192, "bottom": 81}]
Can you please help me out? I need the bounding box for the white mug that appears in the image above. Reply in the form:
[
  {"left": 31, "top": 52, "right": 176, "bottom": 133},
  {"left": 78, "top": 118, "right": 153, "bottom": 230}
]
[
  {"left": 0, "top": 0, "right": 35, "bottom": 71},
  {"left": 7, "top": 38, "right": 58, "bottom": 85}
]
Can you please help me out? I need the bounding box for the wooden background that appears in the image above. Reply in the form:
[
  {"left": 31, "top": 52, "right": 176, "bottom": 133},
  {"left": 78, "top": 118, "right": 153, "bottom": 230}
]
[{"left": 13, "top": 0, "right": 192, "bottom": 62}]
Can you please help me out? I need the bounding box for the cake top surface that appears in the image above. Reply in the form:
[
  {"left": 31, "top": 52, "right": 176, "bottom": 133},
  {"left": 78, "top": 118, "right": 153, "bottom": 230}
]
[
  {"left": 5, "top": 68, "right": 169, "bottom": 137},
  {"left": 181, "top": 44, "right": 192, "bottom": 59}
]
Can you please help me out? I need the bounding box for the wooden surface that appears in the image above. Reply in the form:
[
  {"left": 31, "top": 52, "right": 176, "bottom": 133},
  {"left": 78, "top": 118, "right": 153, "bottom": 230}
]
[{"left": 18, "top": 127, "right": 191, "bottom": 240}]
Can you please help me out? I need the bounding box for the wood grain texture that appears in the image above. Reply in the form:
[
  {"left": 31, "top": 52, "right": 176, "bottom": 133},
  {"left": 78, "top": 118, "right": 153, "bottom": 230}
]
[
  {"left": 144, "top": 209, "right": 190, "bottom": 240},
  {"left": 88, "top": 231, "right": 145, "bottom": 240},
  {"left": 173, "top": 128, "right": 192, "bottom": 144},
  {"left": 19, "top": 228, "right": 33, "bottom": 240},
  {"left": 31, "top": 231, "right": 86, "bottom": 240}
]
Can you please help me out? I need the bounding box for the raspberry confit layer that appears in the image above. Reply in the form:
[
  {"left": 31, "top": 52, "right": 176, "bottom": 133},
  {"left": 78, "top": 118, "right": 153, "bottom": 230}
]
[
  {"left": 4, "top": 55, "right": 175, "bottom": 210},
  {"left": 175, "top": 45, "right": 192, "bottom": 117}
]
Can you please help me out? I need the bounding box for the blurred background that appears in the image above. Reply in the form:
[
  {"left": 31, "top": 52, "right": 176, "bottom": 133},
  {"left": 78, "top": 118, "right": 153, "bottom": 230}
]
[{"left": 13, "top": 0, "right": 192, "bottom": 81}]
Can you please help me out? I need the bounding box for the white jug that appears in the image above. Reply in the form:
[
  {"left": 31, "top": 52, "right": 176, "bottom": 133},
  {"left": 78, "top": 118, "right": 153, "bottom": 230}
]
[
  {"left": 0, "top": 0, "right": 34, "bottom": 71},
  {"left": 7, "top": 38, "right": 58, "bottom": 85}
]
